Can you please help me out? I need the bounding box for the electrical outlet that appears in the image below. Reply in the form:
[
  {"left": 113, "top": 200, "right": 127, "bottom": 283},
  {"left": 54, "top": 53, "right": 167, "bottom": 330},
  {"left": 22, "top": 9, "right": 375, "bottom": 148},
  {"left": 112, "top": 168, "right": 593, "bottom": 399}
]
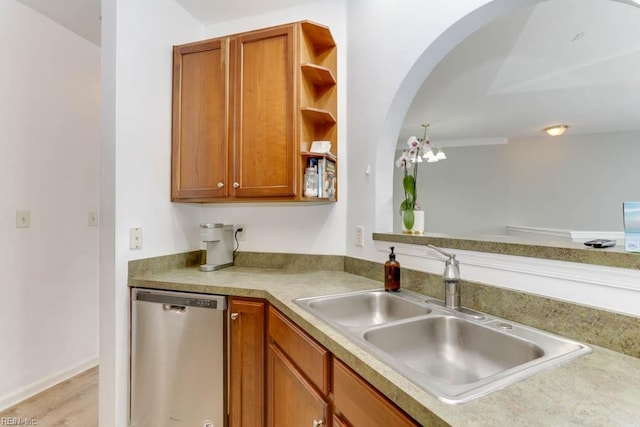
[
  {"left": 129, "top": 227, "right": 143, "bottom": 249},
  {"left": 235, "top": 224, "right": 246, "bottom": 241},
  {"left": 16, "top": 210, "right": 31, "bottom": 228},
  {"left": 355, "top": 226, "right": 364, "bottom": 247}
]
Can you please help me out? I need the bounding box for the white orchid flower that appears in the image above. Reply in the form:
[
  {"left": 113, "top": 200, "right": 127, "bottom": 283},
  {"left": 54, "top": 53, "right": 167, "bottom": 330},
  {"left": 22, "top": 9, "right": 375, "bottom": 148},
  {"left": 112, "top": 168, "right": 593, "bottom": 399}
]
[
  {"left": 396, "top": 150, "right": 409, "bottom": 168},
  {"left": 407, "top": 136, "right": 420, "bottom": 150}
]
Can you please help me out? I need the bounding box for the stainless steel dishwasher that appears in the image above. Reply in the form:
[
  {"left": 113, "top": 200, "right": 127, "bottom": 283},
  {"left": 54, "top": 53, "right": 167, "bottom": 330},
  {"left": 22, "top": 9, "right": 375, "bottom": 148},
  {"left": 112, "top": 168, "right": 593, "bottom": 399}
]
[{"left": 130, "top": 288, "right": 227, "bottom": 427}]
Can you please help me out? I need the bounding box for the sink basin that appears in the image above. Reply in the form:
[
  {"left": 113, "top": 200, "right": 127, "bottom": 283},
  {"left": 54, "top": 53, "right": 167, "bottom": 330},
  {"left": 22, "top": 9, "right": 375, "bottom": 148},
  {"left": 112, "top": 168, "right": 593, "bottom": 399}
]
[
  {"left": 303, "top": 289, "right": 431, "bottom": 328},
  {"left": 363, "top": 316, "right": 544, "bottom": 384},
  {"left": 293, "top": 289, "right": 591, "bottom": 403}
]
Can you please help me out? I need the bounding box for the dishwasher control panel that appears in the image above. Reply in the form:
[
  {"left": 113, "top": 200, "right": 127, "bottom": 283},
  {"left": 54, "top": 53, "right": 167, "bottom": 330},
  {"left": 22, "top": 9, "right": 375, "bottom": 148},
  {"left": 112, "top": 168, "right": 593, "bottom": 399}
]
[{"left": 134, "top": 289, "right": 227, "bottom": 310}]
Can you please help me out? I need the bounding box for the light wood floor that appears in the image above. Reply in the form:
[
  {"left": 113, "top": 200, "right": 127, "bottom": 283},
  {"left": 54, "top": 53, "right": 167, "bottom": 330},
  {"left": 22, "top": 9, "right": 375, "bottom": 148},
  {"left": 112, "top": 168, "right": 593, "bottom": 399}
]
[{"left": 0, "top": 366, "right": 98, "bottom": 427}]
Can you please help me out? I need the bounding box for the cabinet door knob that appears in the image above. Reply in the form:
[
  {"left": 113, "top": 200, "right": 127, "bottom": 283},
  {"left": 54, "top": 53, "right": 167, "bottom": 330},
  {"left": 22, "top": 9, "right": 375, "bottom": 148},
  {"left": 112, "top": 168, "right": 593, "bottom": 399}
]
[
  {"left": 217, "top": 182, "right": 224, "bottom": 188},
  {"left": 233, "top": 182, "right": 240, "bottom": 188},
  {"left": 231, "top": 313, "right": 239, "bottom": 320},
  {"left": 312, "top": 420, "right": 325, "bottom": 427}
]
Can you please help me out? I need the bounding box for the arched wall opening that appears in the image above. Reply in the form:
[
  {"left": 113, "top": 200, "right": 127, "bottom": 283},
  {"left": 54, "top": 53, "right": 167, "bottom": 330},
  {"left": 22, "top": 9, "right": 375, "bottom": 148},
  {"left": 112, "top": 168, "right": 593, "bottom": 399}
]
[{"left": 374, "top": 0, "right": 640, "bottom": 232}]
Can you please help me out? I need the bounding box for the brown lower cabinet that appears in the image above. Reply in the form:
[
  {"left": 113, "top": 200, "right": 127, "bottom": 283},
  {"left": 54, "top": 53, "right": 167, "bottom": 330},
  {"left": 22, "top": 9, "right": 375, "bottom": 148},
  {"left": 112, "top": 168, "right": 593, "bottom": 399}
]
[
  {"left": 229, "top": 297, "right": 266, "bottom": 427},
  {"left": 267, "top": 305, "right": 331, "bottom": 427},
  {"left": 229, "top": 298, "right": 419, "bottom": 427},
  {"left": 333, "top": 358, "right": 420, "bottom": 427},
  {"left": 267, "top": 343, "right": 330, "bottom": 427}
]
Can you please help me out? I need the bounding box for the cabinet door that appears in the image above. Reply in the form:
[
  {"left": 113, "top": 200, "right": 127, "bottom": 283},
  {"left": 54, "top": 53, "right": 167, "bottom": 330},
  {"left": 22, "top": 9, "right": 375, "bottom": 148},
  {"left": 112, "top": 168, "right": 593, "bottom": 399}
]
[
  {"left": 267, "top": 342, "right": 329, "bottom": 427},
  {"left": 172, "top": 38, "right": 230, "bottom": 200},
  {"left": 333, "top": 358, "right": 420, "bottom": 427},
  {"left": 233, "top": 25, "right": 296, "bottom": 198},
  {"left": 229, "top": 298, "right": 266, "bottom": 427}
]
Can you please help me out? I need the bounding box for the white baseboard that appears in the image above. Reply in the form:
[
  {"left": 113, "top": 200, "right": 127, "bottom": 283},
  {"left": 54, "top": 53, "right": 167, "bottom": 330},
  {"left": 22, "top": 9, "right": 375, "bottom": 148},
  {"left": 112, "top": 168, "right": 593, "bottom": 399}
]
[{"left": 0, "top": 356, "right": 98, "bottom": 412}]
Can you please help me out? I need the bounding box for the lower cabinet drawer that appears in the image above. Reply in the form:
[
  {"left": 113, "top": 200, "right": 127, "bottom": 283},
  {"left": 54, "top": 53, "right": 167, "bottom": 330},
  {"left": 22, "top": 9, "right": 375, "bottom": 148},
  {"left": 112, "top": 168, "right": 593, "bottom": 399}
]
[
  {"left": 268, "top": 306, "right": 330, "bottom": 394},
  {"left": 333, "top": 358, "right": 420, "bottom": 427}
]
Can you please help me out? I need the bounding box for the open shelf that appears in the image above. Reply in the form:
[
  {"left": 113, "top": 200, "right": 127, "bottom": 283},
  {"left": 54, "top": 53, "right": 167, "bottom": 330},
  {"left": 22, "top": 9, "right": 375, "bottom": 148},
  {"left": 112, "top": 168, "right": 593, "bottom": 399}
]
[
  {"left": 301, "top": 107, "right": 336, "bottom": 125},
  {"left": 298, "top": 21, "right": 338, "bottom": 203},
  {"left": 300, "top": 21, "right": 336, "bottom": 51},
  {"left": 301, "top": 151, "right": 337, "bottom": 162},
  {"left": 301, "top": 63, "right": 337, "bottom": 87}
]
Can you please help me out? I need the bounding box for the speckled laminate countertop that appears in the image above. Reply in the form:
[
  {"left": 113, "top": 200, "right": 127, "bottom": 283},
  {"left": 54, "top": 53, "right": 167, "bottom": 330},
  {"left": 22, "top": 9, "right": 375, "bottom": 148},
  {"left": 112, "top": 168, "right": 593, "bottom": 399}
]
[{"left": 129, "top": 266, "right": 640, "bottom": 426}]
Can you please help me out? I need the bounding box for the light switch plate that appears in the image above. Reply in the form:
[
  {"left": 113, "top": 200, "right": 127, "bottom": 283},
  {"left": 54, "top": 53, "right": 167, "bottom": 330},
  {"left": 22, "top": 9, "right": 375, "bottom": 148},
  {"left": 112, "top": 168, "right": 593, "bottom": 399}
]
[
  {"left": 355, "top": 226, "right": 364, "bottom": 247},
  {"left": 89, "top": 212, "right": 99, "bottom": 226},
  {"left": 129, "top": 227, "right": 142, "bottom": 249}
]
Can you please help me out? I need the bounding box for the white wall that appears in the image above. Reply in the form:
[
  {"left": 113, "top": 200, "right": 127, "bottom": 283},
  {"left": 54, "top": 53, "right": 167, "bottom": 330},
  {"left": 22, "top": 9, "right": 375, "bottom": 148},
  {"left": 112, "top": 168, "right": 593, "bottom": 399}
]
[
  {"left": 99, "top": 0, "right": 205, "bottom": 424},
  {"left": 506, "top": 131, "right": 640, "bottom": 231},
  {"left": 200, "top": 0, "right": 348, "bottom": 255},
  {"left": 0, "top": 0, "right": 100, "bottom": 411}
]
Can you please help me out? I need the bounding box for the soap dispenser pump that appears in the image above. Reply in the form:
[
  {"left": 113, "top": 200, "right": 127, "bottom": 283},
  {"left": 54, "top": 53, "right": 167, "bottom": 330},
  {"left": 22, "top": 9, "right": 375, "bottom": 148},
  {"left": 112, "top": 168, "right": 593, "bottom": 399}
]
[{"left": 384, "top": 246, "right": 401, "bottom": 292}]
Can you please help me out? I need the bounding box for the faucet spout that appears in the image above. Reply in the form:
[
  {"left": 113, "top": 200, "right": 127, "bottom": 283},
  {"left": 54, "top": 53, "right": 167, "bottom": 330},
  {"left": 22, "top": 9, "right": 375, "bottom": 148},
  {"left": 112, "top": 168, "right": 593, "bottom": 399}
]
[{"left": 427, "top": 244, "right": 461, "bottom": 310}]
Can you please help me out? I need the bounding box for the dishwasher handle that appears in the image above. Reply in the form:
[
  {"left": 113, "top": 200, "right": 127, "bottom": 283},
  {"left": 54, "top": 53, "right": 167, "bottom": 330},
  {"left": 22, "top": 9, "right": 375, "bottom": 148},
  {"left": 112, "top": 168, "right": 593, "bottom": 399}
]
[{"left": 162, "top": 304, "right": 187, "bottom": 313}]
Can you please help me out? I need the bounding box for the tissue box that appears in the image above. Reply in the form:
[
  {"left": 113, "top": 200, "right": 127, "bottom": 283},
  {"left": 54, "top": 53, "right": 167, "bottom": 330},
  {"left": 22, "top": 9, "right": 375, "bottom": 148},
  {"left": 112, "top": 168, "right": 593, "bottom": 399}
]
[{"left": 623, "top": 202, "right": 640, "bottom": 252}]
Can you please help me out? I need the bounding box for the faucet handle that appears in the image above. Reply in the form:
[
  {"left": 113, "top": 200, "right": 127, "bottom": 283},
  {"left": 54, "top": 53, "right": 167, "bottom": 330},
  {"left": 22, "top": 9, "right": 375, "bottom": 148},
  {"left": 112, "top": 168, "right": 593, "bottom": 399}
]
[{"left": 427, "top": 244, "right": 454, "bottom": 259}]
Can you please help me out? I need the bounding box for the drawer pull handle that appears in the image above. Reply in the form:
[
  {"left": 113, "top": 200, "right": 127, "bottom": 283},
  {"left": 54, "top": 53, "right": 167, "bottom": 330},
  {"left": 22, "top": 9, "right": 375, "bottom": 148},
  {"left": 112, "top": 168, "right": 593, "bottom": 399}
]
[
  {"left": 217, "top": 182, "right": 224, "bottom": 188},
  {"left": 312, "top": 419, "right": 325, "bottom": 427},
  {"left": 233, "top": 182, "right": 240, "bottom": 188},
  {"left": 231, "top": 312, "right": 239, "bottom": 320}
]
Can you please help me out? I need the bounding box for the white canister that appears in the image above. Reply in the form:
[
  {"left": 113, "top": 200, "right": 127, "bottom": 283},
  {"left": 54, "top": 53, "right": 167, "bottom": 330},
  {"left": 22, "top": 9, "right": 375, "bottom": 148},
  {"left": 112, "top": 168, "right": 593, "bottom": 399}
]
[{"left": 304, "top": 167, "right": 318, "bottom": 197}]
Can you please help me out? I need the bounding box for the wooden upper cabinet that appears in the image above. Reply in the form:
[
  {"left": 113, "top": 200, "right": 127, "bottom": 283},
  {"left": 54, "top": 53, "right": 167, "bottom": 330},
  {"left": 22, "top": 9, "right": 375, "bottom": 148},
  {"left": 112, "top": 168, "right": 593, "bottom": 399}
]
[
  {"left": 233, "top": 25, "right": 296, "bottom": 198},
  {"left": 172, "top": 38, "right": 230, "bottom": 200},
  {"left": 171, "top": 21, "right": 338, "bottom": 203}
]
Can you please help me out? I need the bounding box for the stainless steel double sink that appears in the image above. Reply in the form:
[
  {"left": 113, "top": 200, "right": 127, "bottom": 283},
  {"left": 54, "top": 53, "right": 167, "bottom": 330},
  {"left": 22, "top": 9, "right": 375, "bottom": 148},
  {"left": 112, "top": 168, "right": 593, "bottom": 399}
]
[{"left": 293, "top": 289, "right": 591, "bottom": 404}]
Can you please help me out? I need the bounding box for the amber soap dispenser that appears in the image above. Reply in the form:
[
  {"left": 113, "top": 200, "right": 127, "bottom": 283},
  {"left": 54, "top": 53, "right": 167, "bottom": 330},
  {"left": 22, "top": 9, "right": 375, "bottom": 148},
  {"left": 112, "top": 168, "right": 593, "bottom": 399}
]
[{"left": 384, "top": 246, "right": 401, "bottom": 291}]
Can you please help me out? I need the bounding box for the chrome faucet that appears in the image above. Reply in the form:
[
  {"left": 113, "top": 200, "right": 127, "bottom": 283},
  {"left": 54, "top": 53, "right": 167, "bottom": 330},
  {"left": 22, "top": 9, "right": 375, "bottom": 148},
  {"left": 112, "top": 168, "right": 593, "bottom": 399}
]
[{"left": 428, "top": 244, "right": 461, "bottom": 310}]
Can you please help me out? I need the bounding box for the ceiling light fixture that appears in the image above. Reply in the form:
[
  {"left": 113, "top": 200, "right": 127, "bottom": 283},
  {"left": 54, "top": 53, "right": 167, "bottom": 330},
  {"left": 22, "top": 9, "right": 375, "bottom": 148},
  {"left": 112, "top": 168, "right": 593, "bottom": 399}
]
[
  {"left": 544, "top": 125, "right": 569, "bottom": 136},
  {"left": 423, "top": 148, "right": 436, "bottom": 160},
  {"left": 423, "top": 148, "right": 446, "bottom": 163}
]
